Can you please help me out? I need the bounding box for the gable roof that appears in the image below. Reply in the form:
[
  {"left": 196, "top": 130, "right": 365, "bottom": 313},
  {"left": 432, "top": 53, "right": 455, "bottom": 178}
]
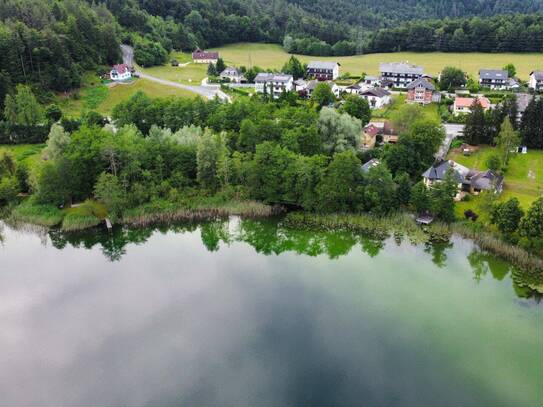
[
  {"left": 221, "top": 67, "right": 242, "bottom": 76},
  {"left": 479, "top": 69, "right": 508, "bottom": 81},
  {"left": 380, "top": 62, "right": 424, "bottom": 75},
  {"left": 112, "top": 64, "right": 129, "bottom": 74},
  {"left": 254, "top": 73, "right": 293, "bottom": 83},
  {"left": 422, "top": 160, "right": 469, "bottom": 183},
  {"left": 307, "top": 61, "right": 340, "bottom": 70},
  {"left": 454, "top": 96, "right": 491, "bottom": 109},
  {"left": 192, "top": 49, "right": 219, "bottom": 59},
  {"left": 468, "top": 170, "right": 504, "bottom": 191},
  {"left": 361, "top": 158, "right": 381, "bottom": 173},
  {"left": 407, "top": 78, "right": 435, "bottom": 90},
  {"left": 360, "top": 88, "right": 391, "bottom": 97},
  {"left": 530, "top": 71, "right": 543, "bottom": 80}
]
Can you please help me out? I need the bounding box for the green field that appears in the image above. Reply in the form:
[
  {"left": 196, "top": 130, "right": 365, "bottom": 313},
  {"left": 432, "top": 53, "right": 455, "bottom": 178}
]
[
  {"left": 210, "top": 43, "right": 543, "bottom": 80},
  {"left": 0, "top": 144, "right": 45, "bottom": 167},
  {"left": 138, "top": 52, "right": 208, "bottom": 85},
  {"left": 58, "top": 76, "right": 197, "bottom": 116},
  {"left": 448, "top": 146, "right": 543, "bottom": 215}
]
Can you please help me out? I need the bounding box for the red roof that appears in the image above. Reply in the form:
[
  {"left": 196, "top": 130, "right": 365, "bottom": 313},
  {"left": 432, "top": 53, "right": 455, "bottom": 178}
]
[
  {"left": 364, "top": 124, "right": 380, "bottom": 137},
  {"left": 112, "top": 64, "right": 129, "bottom": 74},
  {"left": 455, "top": 97, "right": 491, "bottom": 109},
  {"left": 192, "top": 49, "right": 219, "bottom": 60}
]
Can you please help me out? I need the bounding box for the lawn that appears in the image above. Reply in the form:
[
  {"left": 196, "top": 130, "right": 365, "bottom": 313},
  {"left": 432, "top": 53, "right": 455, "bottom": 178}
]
[
  {"left": 371, "top": 94, "right": 440, "bottom": 123},
  {"left": 0, "top": 144, "right": 45, "bottom": 167},
  {"left": 138, "top": 53, "right": 208, "bottom": 85},
  {"left": 210, "top": 43, "right": 543, "bottom": 81},
  {"left": 58, "top": 78, "right": 197, "bottom": 117},
  {"left": 448, "top": 146, "right": 543, "bottom": 211}
]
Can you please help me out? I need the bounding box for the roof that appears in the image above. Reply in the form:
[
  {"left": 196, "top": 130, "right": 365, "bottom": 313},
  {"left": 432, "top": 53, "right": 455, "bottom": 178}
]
[
  {"left": 307, "top": 61, "right": 339, "bottom": 70},
  {"left": 112, "top": 64, "right": 129, "bottom": 74},
  {"left": 346, "top": 84, "right": 361, "bottom": 90},
  {"left": 422, "top": 160, "right": 469, "bottom": 183},
  {"left": 406, "top": 78, "right": 435, "bottom": 90},
  {"left": 468, "top": 170, "right": 504, "bottom": 191},
  {"left": 361, "top": 158, "right": 381, "bottom": 173},
  {"left": 221, "top": 67, "right": 242, "bottom": 76},
  {"left": 479, "top": 69, "right": 508, "bottom": 81},
  {"left": 364, "top": 124, "right": 380, "bottom": 137},
  {"left": 254, "top": 73, "right": 293, "bottom": 83},
  {"left": 360, "top": 88, "right": 391, "bottom": 97},
  {"left": 531, "top": 71, "right": 543, "bottom": 80},
  {"left": 192, "top": 49, "right": 219, "bottom": 59},
  {"left": 516, "top": 93, "right": 534, "bottom": 113},
  {"left": 454, "top": 97, "right": 491, "bottom": 109},
  {"left": 364, "top": 75, "right": 379, "bottom": 81},
  {"left": 380, "top": 62, "right": 424, "bottom": 75}
]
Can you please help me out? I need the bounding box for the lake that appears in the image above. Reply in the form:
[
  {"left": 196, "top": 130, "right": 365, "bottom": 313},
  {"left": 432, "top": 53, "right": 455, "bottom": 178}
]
[{"left": 1, "top": 217, "right": 542, "bottom": 407}]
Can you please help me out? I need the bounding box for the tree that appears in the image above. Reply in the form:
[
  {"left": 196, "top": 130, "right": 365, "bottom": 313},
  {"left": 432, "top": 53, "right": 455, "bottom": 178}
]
[
  {"left": 317, "top": 107, "right": 361, "bottom": 154},
  {"left": 485, "top": 154, "right": 501, "bottom": 171},
  {"left": 364, "top": 163, "right": 397, "bottom": 214},
  {"left": 215, "top": 58, "right": 226, "bottom": 74},
  {"left": 281, "top": 56, "right": 305, "bottom": 79},
  {"left": 45, "top": 104, "right": 62, "bottom": 123},
  {"left": 33, "top": 159, "right": 72, "bottom": 205},
  {"left": 429, "top": 169, "right": 458, "bottom": 222},
  {"left": 390, "top": 104, "right": 425, "bottom": 135},
  {"left": 0, "top": 176, "right": 19, "bottom": 205},
  {"left": 490, "top": 198, "right": 524, "bottom": 236},
  {"left": 3, "top": 85, "right": 43, "bottom": 126},
  {"left": 196, "top": 130, "right": 228, "bottom": 190},
  {"left": 520, "top": 98, "right": 543, "bottom": 148},
  {"left": 395, "top": 172, "right": 412, "bottom": 206},
  {"left": 207, "top": 62, "right": 217, "bottom": 77},
  {"left": 410, "top": 181, "right": 430, "bottom": 213},
  {"left": 503, "top": 63, "right": 516, "bottom": 78},
  {"left": 44, "top": 124, "right": 71, "bottom": 160},
  {"left": 94, "top": 172, "right": 125, "bottom": 220},
  {"left": 316, "top": 150, "right": 363, "bottom": 212},
  {"left": 439, "top": 66, "right": 466, "bottom": 91},
  {"left": 311, "top": 82, "right": 335, "bottom": 108},
  {"left": 464, "top": 102, "right": 488, "bottom": 145},
  {"left": 519, "top": 197, "right": 543, "bottom": 245},
  {"left": 494, "top": 117, "right": 520, "bottom": 167},
  {"left": 341, "top": 95, "right": 371, "bottom": 125}
]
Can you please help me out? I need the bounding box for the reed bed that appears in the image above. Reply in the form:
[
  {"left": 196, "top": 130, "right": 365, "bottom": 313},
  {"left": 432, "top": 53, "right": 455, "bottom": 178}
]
[{"left": 9, "top": 201, "right": 64, "bottom": 227}]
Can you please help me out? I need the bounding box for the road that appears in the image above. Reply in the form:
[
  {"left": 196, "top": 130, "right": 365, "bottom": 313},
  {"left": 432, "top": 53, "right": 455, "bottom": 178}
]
[
  {"left": 120, "top": 45, "right": 230, "bottom": 102},
  {"left": 437, "top": 124, "right": 465, "bottom": 159}
]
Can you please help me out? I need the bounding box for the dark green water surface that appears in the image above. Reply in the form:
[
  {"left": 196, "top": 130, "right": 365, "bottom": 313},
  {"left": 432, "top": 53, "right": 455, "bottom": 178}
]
[{"left": 1, "top": 218, "right": 542, "bottom": 407}]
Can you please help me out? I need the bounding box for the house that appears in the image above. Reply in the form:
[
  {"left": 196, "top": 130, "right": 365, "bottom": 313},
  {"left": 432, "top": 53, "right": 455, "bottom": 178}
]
[
  {"left": 192, "top": 48, "right": 219, "bottom": 64},
  {"left": 479, "top": 69, "right": 509, "bottom": 90},
  {"left": 220, "top": 67, "right": 244, "bottom": 83},
  {"left": 362, "top": 121, "right": 398, "bottom": 149},
  {"left": 306, "top": 61, "right": 340, "bottom": 80},
  {"left": 509, "top": 78, "right": 521, "bottom": 91},
  {"left": 453, "top": 96, "right": 491, "bottom": 115},
  {"left": 110, "top": 64, "right": 132, "bottom": 81},
  {"left": 422, "top": 160, "right": 503, "bottom": 200},
  {"left": 303, "top": 80, "right": 340, "bottom": 98},
  {"left": 363, "top": 75, "right": 380, "bottom": 87},
  {"left": 406, "top": 78, "right": 441, "bottom": 105},
  {"left": 254, "top": 73, "right": 294, "bottom": 98},
  {"left": 361, "top": 158, "right": 381, "bottom": 173},
  {"left": 345, "top": 83, "right": 362, "bottom": 95},
  {"left": 529, "top": 71, "right": 543, "bottom": 91},
  {"left": 516, "top": 93, "right": 534, "bottom": 123},
  {"left": 359, "top": 88, "right": 391, "bottom": 109},
  {"left": 379, "top": 62, "right": 424, "bottom": 89}
]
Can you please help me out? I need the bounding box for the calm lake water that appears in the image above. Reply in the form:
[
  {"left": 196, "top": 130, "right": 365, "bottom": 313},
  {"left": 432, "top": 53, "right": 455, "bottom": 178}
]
[{"left": 1, "top": 217, "right": 542, "bottom": 407}]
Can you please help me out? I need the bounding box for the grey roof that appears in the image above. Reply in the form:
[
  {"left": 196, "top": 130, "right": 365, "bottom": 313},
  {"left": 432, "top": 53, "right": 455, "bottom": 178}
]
[
  {"left": 221, "top": 67, "right": 242, "bottom": 76},
  {"left": 361, "top": 159, "right": 381, "bottom": 173},
  {"left": 360, "top": 88, "right": 390, "bottom": 97},
  {"left": 531, "top": 71, "right": 543, "bottom": 80},
  {"left": 406, "top": 78, "right": 435, "bottom": 90},
  {"left": 307, "top": 61, "right": 339, "bottom": 70},
  {"left": 468, "top": 170, "right": 504, "bottom": 191},
  {"left": 422, "top": 160, "right": 469, "bottom": 183},
  {"left": 364, "top": 75, "right": 379, "bottom": 81},
  {"left": 517, "top": 93, "right": 534, "bottom": 113},
  {"left": 254, "top": 73, "right": 293, "bottom": 83},
  {"left": 479, "top": 69, "right": 508, "bottom": 81},
  {"left": 380, "top": 62, "right": 424, "bottom": 75}
]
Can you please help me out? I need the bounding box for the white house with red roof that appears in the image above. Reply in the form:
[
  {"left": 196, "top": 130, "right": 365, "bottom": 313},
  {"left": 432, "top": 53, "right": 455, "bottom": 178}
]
[
  {"left": 453, "top": 96, "right": 491, "bottom": 115},
  {"left": 110, "top": 64, "right": 132, "bottom": 81}
]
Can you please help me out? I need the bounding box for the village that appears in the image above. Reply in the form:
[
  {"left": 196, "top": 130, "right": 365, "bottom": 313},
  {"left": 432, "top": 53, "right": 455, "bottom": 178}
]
[{"left": 105, "top": 48, "right": 543, "bottom": 223}]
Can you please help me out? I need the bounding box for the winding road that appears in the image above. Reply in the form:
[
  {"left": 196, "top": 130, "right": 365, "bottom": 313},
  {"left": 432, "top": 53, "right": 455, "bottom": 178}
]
[{"left": 121, "top": 45, "right": 230, "bottom": 102}]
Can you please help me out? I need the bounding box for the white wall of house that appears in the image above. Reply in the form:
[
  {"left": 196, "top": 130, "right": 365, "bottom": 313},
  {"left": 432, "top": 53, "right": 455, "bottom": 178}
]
[
  {"left": 110, "top": 70, "right": 131, "bottom": 81},
  {"left": 363, "top": 95, "right": 390, "bottom": 109},
  {"left": 194, "top": 58, "right": 218, "bottom": 64}
]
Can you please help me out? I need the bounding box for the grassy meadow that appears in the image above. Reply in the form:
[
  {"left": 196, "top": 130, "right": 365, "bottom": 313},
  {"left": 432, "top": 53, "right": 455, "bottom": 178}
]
[{"left": 210, "top": 43, "right": 543, "bottom": 80}]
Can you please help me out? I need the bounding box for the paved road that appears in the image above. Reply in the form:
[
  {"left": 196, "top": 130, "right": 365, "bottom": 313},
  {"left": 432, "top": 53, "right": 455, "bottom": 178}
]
[
  {"left": 437, "top": 124, "right": 465, "bottom": 159},
  {"left": 120, "top": 45, "right": 230, "bottom": 102}
]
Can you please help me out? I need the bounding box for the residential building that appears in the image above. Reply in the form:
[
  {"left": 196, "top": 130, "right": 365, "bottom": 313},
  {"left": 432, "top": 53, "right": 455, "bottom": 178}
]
[
  {"left": 379, "top": 62, "right": 424, "bottom": 89},
  {"left": 406, "top": 78, "right": 440, "bottom": 105},
  {"left": 192, "top": 48, "right": 219, "bottom": 64},
  {"left": 359, "top": 88, "right": 391, "bottom": 109},
  {"left": 363, "top": 75, "right": 380, "bottom": 87},
  {"left": 306, "top": 61, "right": 340, "bottom": 80},
  {"left": 344, "top": 83, "right": 362, "bottom": 95},
  {"left": 529, "top": 71, "right": 543, "bottom": 91},
  {"left": 110, "top": 64, "right": 131, "bottom": 81},
  {"left": 479, "top": 69, "right": 509, "bottom": 90},
  {"left": 220, "top": 67, "right": 244, "bottom": 83},
  {"left": 362, "top": 121, "right": 398, "bottom": 149},
  {"left": 516, "top": 93, "right": 534, "bottom": 123},
  {"left": 254, "top": 73, "right": 294, "bottom": 98},
  {"left": 453, "top": 96, "right": 491, "bottom": 115}
]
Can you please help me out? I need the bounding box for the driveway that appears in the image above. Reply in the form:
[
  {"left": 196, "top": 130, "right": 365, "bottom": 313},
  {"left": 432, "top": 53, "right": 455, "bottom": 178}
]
[
  {"left": 120, "top": 45, "right": 230, "bottom": 102},
  {"left": 438, "top": 124, "right": 465, "bottom": 159}
]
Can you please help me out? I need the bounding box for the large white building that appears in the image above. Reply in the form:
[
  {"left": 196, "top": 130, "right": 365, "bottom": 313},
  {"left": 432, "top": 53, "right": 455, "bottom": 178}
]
[
  {"left": 254, "top": 73, "right": 294, "bottom": 98},
  {"left": 379, "top": 62, "right": 424, "bottom": 89}
]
